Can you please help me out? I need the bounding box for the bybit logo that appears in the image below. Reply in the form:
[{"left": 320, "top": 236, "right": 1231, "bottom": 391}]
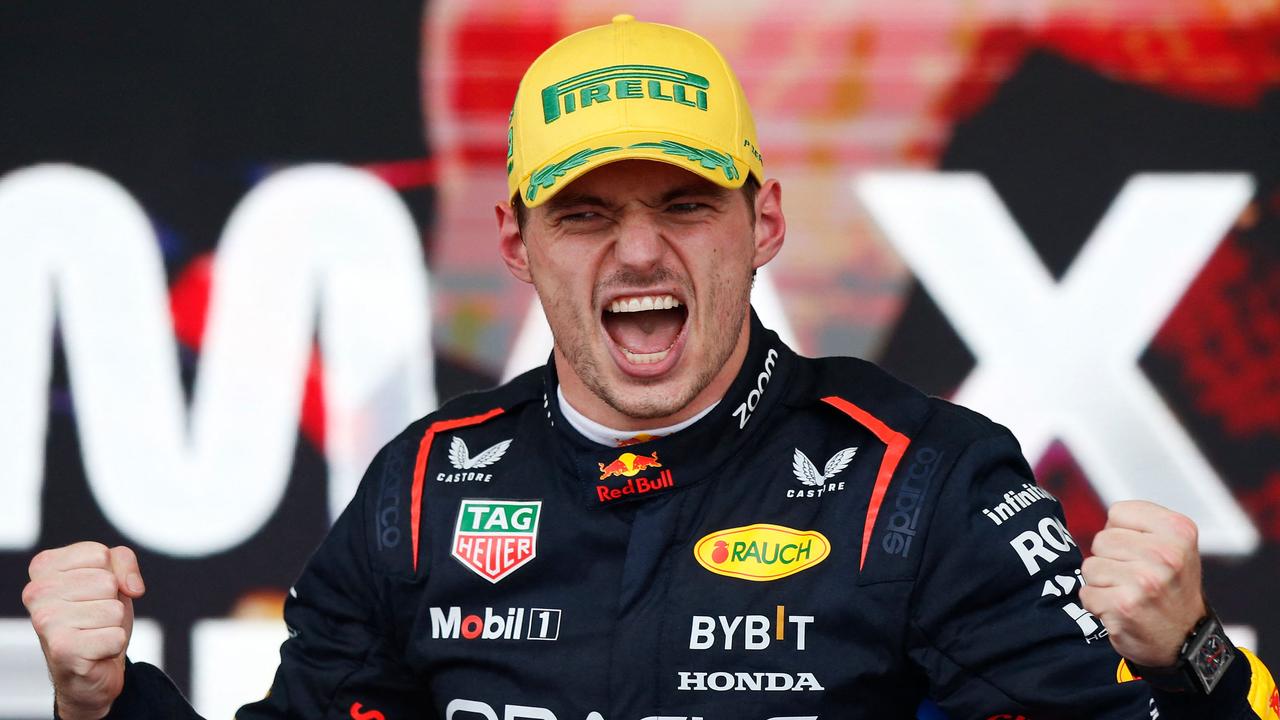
[{"left": 689, "top": 606, "right": 814, "bottom": 650}]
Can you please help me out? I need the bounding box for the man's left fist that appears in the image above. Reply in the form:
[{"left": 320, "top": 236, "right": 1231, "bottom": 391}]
[{"left": 1079, "top": 500, "right": 1207, "bottom": 667}]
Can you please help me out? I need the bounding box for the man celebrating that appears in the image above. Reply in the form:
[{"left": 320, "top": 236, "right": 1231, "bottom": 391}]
[{"left": 23, "top": 14, "right": 1279, "bottom": 719}]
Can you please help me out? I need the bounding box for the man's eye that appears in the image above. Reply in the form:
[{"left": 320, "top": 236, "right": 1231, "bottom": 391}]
[
  {"left": 562, "top": 211, "right": 601, "bottom": 223},
  {"left": 668, "top": 203, "right": 704, "bottom": 214}
]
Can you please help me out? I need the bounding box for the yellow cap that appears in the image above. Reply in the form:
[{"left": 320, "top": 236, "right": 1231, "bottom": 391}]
[{"left": 507, "top": 14, "right": 765, "bottom": 207}]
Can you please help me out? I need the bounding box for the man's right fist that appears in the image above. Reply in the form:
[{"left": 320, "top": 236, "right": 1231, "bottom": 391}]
[{"left": 22, "top": 542, "right": 146, "bottom": 720}]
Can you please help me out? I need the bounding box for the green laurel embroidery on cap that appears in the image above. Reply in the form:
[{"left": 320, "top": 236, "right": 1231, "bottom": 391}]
[
  {"left": 629, "top": 141, "right": 739, "bottom": 181},
  {"left": 526, "top": 146, "right": 622, "bottom": 202},
  {"left": 506, "top": 108, "right": 516, "bottom": 176}
]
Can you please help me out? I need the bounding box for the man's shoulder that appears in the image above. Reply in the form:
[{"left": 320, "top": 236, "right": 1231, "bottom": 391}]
[
  {"left": 432, "top": 365, "right": 545, "bottom": 424},
  {"left": 381, "top": 367, "right": 544, "bottom": 455},
  {"left": 797, "top": 352, "right": 1003, "bottom": 448},
  {"left": 362, "top": 369, "right": 543, "bottom": 506},
  {"left": 796, "top": 354, "right": 1036, "bottom": 586}
]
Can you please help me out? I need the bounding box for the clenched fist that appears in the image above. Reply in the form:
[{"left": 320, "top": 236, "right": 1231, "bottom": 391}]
[
  {"left": 22, "top": 542, "right": 146, "bottom": 720},
  {"left": 1079, "top": 500, "right": 1207, "bottom": 668}
]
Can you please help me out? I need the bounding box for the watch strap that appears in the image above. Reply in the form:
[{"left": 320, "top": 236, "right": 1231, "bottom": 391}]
[{"left": 1130, "top": 610, "right": 1237, "bottom": 695}]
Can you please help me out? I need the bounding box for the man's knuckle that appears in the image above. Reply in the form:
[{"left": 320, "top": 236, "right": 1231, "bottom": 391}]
[
  {"left": 1081, "top": 556, "right": 1100, "bottom": 577},
  {"left": 1093, "top": 529, "right": 1120, "bottom": 554},
  {"left": 1114, "top": 590, "right": 1145, "bottom": 620},
  {"left": 28, "top": 550, "right": 52, "bottom": 578},
  {"left": 1110, "top": 501, "right": 1137, "bottom": 519},
  {"left": 29, "top": 606, "right": 53, "bottom": 633},
  {"left": 67, "top": 655, "right": 95, "bottom": 678},
  {"left": 1169, "top": 515, "right": 1198, "bottom": 544},
  {"left": 46, "top": 634, "right": 75, "bottom": 665},
  {"left": 20, "top": 580, "right": 44, "bottom": 610},
  {"left": 111, "top": 545, "right": 138, "bottom": 564},
  {"left": 1154, "top": 545, "right": 1185, "bottom": 575},
  {"left": 104, "top": 600, "right": 126, "bottom": 627},
  {"left": 86, "top": 543, "right": 111, "bottom": 568},
  {"left": 103, "top": 627, "right": 127, "bottom": 655},
  {"left": 1134, "top": 571, "right": 1165, "bottom": 598},
  {"left": 88, "top": 571, "right": 117, "bottom": 598}
]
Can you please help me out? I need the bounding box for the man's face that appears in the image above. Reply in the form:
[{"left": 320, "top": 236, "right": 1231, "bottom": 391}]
[{"left": 499, "top": 160, "right": 783, "bottom": 426}]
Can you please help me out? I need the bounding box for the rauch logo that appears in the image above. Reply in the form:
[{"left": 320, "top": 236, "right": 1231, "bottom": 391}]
[{"left": 693, "top": 524, "right": 830, "bottom": 581}]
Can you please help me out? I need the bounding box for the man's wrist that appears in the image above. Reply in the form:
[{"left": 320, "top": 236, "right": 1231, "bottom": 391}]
[
  {"left": 1129, "top": 609, "right": 1237, "bottom": 695},
  {"left": 53, "top": 694, "right": 110, "bottom": 720}
]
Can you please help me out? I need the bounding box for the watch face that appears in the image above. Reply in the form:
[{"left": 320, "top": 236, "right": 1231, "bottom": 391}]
[
  {"left": 1196, "top": 635, "right": 1229, "bottom": 675},
  {"left": 1192, "top": 630, "right": 1233, "bottom": 686}
]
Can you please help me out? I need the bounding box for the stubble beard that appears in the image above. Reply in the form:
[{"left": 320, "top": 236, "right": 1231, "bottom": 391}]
[{"left": 543, "top": 267, "right": 752, "bottom": 422}]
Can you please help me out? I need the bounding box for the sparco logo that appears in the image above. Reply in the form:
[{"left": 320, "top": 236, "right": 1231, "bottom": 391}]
[
  {"left": 732, "top": 347, "right": 778, "bottom": 429},
  {"left": 677, "top": 671, "right": 824, "bottom": 692},
  {"left": 374, "top": 456, "right": 403, "bottom": 551},
  {"left": 882, "top": 447, "right": 941, "bottom": 557},
  {"left": 429, "top": 606, "right": 560, "bottom": 641}
]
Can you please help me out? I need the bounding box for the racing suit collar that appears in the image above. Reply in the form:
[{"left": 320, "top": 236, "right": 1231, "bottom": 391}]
[{"left": 544, "top": 309, "right": 793, "bottom": 508}]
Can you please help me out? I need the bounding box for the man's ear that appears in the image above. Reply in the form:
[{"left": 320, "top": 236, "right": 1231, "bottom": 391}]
[
  {"left": 496, "top": 201, "right": 533, "bottom": 284},
  {"left": 751, "top": 179, "right": 785, "bottom": 270}
]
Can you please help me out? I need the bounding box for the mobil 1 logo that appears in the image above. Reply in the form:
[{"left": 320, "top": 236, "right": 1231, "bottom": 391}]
[{"left": 430, "top": 606, "right": 561, "bottom": 642}]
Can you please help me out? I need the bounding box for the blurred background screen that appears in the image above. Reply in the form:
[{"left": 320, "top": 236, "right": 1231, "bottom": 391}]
[{"left": 1, "top": 1, "right": 1277, "bottom": 716}]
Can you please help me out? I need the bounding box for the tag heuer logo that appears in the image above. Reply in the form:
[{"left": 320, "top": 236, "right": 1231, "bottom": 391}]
[
  {"left": 451, "top": 499, "right": 541, "bottom": 583},
  {"left": 788, "top": 447, "right": 856, "bottom": 498}
]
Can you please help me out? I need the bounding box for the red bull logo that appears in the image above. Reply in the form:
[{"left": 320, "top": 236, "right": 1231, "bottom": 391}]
[
  {"left": 597, "top": 451, "right": 661, "bottom": 479},
  {"left": 596, "top": 469, "right": 674, "bottom": 503}
]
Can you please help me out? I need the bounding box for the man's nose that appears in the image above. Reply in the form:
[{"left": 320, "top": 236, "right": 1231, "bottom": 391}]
[{"left": 613, "top": 215, "right": 666, "bottom": 272}]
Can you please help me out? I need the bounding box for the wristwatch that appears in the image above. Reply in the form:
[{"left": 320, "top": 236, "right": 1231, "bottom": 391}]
[{"left": 1130, "top": 609, "right": 1237, "bottom": 695}]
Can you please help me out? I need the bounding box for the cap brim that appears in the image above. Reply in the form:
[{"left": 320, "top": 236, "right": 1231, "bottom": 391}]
[{"left": 516, "top": 131, "right": 753, "bottom": 208}]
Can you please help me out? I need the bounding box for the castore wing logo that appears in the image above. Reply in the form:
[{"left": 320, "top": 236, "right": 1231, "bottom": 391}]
[
  {"left": 792, "top": 447, "right": 856, "bottom": 486},
  {"left": 790, "top": 447, "right": 857, "bottom": 498},
  {"left": 449, "top": 437, "right": 512, "bottom": 470}
]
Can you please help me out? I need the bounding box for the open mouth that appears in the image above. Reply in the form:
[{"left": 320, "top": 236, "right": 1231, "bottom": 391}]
[{"left": 601, "top": 293, "right": 690, "bottom": 369}]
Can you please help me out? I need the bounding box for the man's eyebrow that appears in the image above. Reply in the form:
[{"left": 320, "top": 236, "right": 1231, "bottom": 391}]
[
  {"left": 654, "top": 183, "right": 731, "bottom": 205},
  {"left": 544, "top": 184, "right": 729, "bottom": 211},
  {"left": 545, "top": 193, "right": 612, "bottom": 211}
]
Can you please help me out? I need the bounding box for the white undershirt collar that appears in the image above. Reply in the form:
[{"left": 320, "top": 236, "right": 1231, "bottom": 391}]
[{"left": 556, "top": 386, "right": 719, "bottom": 447}]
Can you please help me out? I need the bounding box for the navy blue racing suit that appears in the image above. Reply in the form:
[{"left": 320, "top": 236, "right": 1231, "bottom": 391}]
[{"left": 99, "top": 312, "right": 1276, "bottom": 719}]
